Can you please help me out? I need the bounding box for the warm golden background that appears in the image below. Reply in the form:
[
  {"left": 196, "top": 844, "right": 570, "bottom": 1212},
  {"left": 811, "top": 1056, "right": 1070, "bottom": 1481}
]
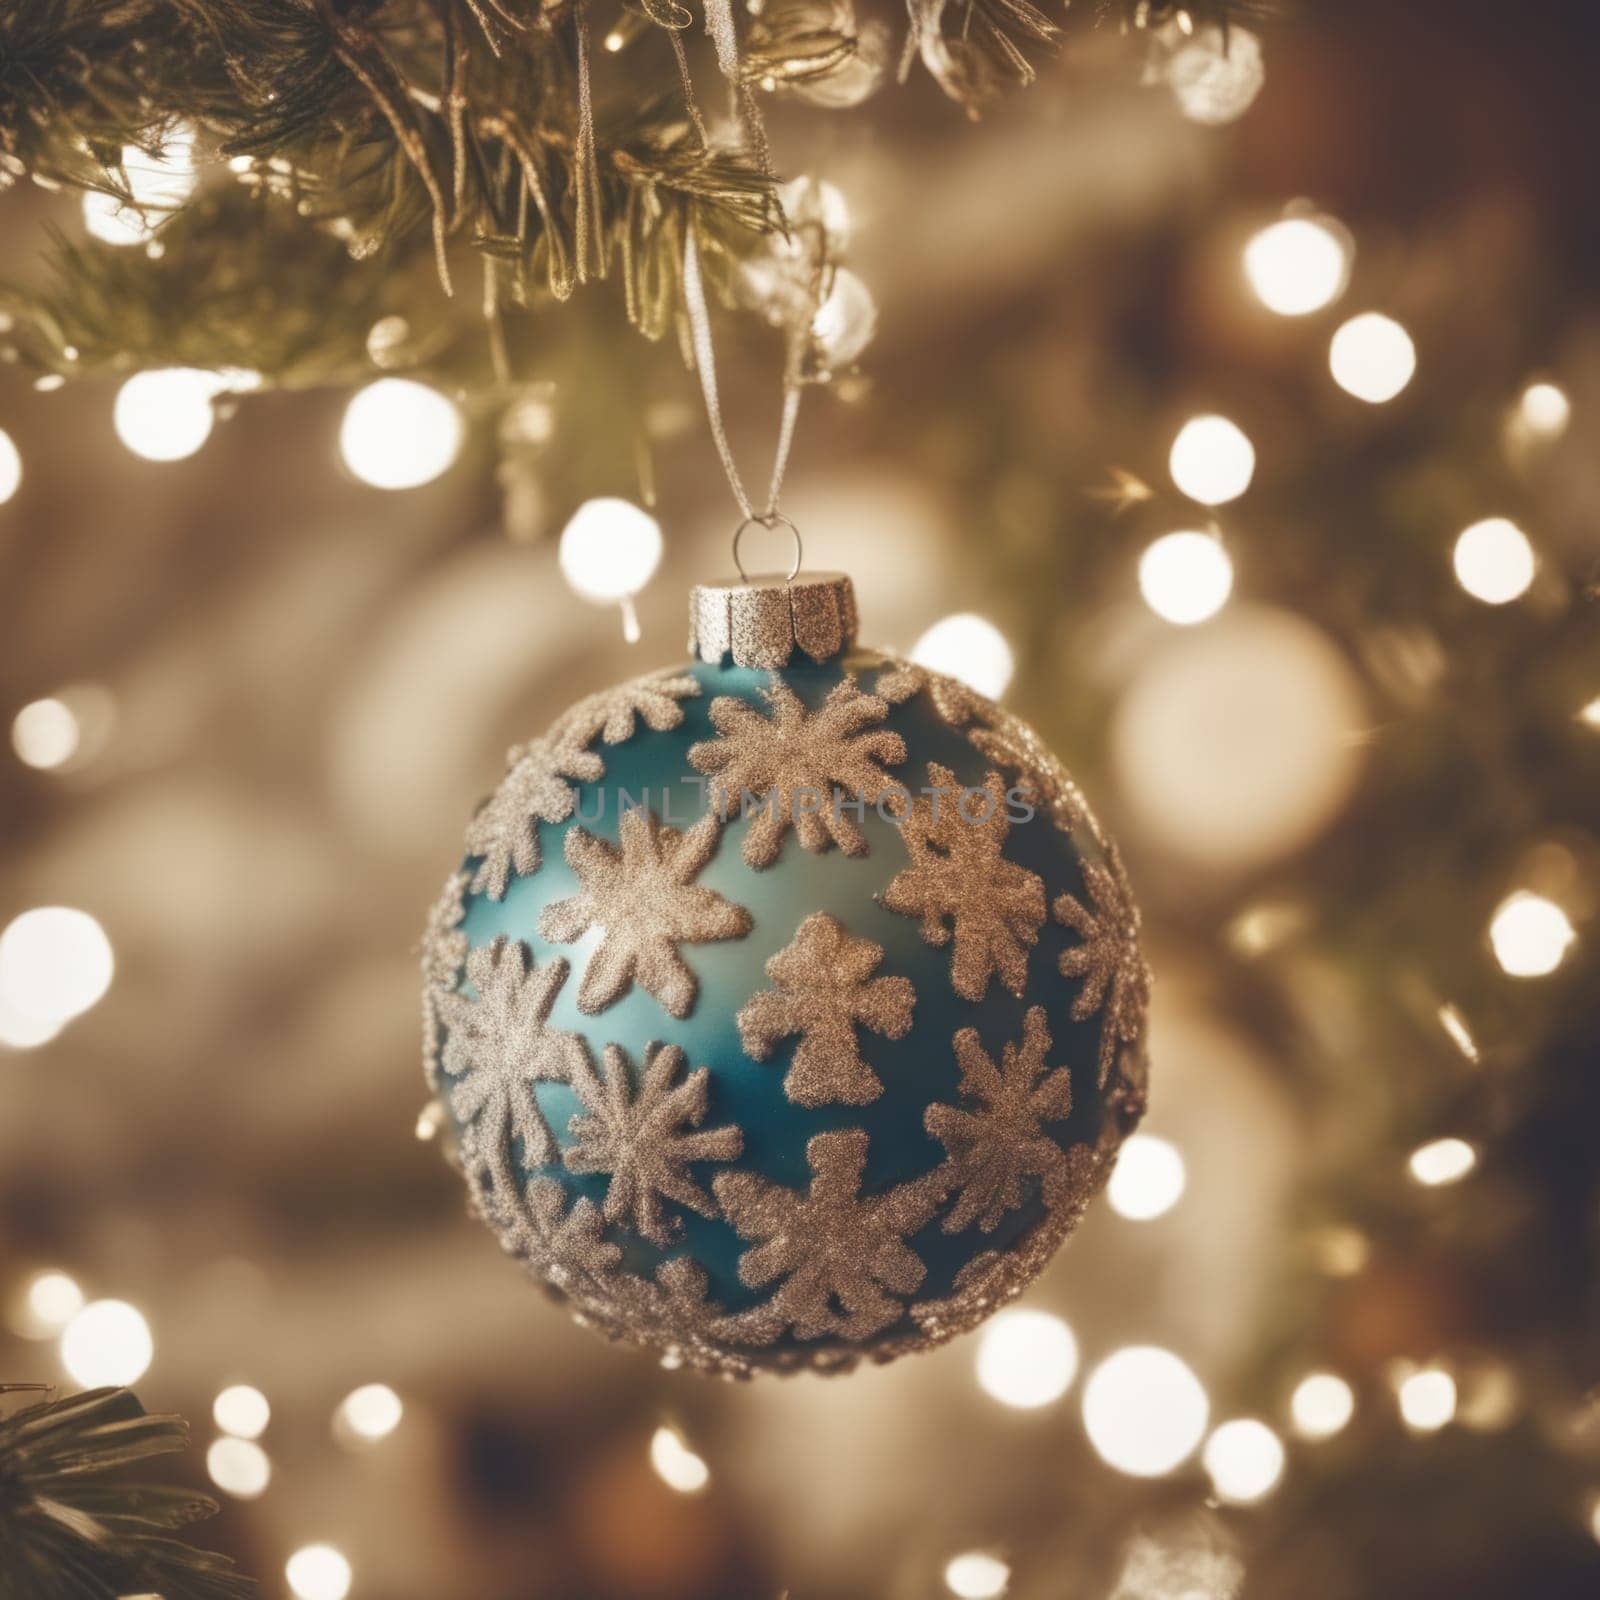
[{"left": 2, "top": 2, "right": 1598, "bottom": 1597}]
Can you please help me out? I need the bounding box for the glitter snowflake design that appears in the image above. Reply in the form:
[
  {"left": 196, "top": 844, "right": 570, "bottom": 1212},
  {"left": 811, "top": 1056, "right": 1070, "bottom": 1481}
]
[
  {"left": 563, "top": 1041, "right": 743, "bottom": 1245},
  {"left": 465, "top": 732, "right": 604, "bottom": 901},
  {"left": 713, "top": 1129, "right": 943, "bottom": 1341},
  {"left": 420, "top": 869, "right": 470, "bottom": 989},
  {"left": 539, "top": 809, "right": 752, "bottom": 1018},
  {"left": 924, "top": 1007, "right": 1077, "bottom": 1233},
  {"left": 688, "top": 679, "right": 907, "bottom": 867},
  {"left": 1055, "top": 852, "right": 1151, "bottom": 1088},
  {"left": 736, "top": 912, "right": 916, "bottom": 1107},
  {"left": 874, "top": 660, "right": 990, "bottom": 727},
  {"left": 881, "top": 763, "right": 1047, "bottom": 1001},
  {"left": 561, "top": 671, "right": 701, "bottom": 746},
  {"left": 435, "top": 938, "right": 577, "bottom": 1178}
]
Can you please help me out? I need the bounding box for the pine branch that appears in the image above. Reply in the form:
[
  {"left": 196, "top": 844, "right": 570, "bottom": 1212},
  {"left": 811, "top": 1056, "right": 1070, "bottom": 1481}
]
[{"left": 0, "top": 1385, "right": 255, "bottom": 1600}]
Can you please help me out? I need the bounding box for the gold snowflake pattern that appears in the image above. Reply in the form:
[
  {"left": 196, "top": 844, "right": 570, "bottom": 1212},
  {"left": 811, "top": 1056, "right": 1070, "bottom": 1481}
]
[
  {"left": 434, "top": 938, "right": 577, "bottom": 1179},
  {"left": 688, "top": 679, "right": 907, "bottom": 868},
  {"left": 881, "top": 763, "right": 1047, "bottom": 1001},
  {"left": 465, "top": 732, "right": 604, "bottom": 900},
  {"left": 713, "top": 1129, "right": 942, "bottom": 1341},
  {"left": 924, "top": 1007, "right": 1076, "bottom": 1233},
  {"left": 538, "top": 809, "right": 752, "bottom": 1018},
  {"left": 1055, "top": 851, "right": 1151, "bottom": 1089},
  {"left": 420, "top": 869, "right": 470, "bottom": 1091},
  {"left": 563, "top": 1041, "right": 743, "bottom": 1246},
  {"left": 874, "top": 660, "right": 990, "bottom": 727},
  {"left": 736, "top": 912, "right": 916, "bottom": 1107},
  {"left": 508, "top": 1176, "right": 623, "bottom": 1291},
  {"left": 560, "top": 671, "right": 701, "bottom": 746}
]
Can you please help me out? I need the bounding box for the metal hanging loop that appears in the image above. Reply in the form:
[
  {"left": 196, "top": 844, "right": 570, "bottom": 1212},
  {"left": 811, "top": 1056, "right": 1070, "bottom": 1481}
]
[{"left": 731, "top": 513, "right": 803, "bottom": 585}]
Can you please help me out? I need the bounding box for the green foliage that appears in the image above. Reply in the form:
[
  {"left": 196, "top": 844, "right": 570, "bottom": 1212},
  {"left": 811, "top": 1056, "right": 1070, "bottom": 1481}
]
[
  {"left": 0, "top": 0, "right": 1257, "bottom": 394},
  {"left": 0, "top": 1384, "right": 255, "bottom": 1600}
]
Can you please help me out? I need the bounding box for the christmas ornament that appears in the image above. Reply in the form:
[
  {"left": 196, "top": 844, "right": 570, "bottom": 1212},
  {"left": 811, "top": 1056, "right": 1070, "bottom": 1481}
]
[{"left": 421, "top": 569, "right": 1151, "bottom": 1376}]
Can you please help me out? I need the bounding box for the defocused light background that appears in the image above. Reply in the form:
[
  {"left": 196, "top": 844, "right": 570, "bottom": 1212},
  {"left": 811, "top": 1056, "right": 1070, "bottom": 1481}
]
[{"left": 2, "top": 1, "right": 1597, "bottom": 1597}]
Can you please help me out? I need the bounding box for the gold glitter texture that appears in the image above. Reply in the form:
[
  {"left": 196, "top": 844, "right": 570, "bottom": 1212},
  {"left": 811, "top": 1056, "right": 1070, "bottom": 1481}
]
[
  {"left": 1055, "top": 850, "right": 1151, "bottom": 1088},
  {"left": 688, "top": 679, "right": 907, "bottom": 867},
  {"left": 736, "top": 912, "right": 915, "bottom": 1106},
  {"left": 881, "top": 763, "right": 1046, "bottom": 1001},
  {"left": 563, "top": 1040, "right": 743, "bottom": 1245},
  {"left": 539, "top": 808, "right": 752, "bottom": 1018},
  {"left": 924, "top": 1006, "right": 1076, "bottom": 1233},
  {"left": 465, "top": 731, "right": 603, "bottom": 900}
]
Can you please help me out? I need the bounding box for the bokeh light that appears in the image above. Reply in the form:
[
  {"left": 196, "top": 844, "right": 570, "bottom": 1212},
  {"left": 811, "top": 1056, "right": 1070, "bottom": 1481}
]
[
  {"left": 1397, "top": 1366, "right": 1456, "bottom": 1432},
  {"left": 944, "top": 1550, "right": 1011, "bottom": 1599},
  {"left": 1138, "top": 532, "right": 1234, "bottom": 626},
  {"left": 337, "top": 1382, "right": 403, "bottom": 1442},
  {"left": 0, "top": 907, "right": 115, "bottom": 1026},
  {"left": 1244, "top": 216, "right": 1350, "bottom": 316},
  {"left": 60, "top": 1299, "right": 153, "bottom": 1387},
  {"left": 1107, "top": 1134, "right": 1187, "bottom": 1220},
  {"left": 1453, "top": 518, "right": 1535, "bottom": 605},
  {"left": 206, "top": 1436, "right": 271, "bottom": 1499},
  {"left": 286, "top": 1544, "right": 353, "bottom": 1600},
  {"left": 649, "top": 1425, "right": 710, "bottom": 1493},
  {"left": 558, "top": 498, "right": 663, "bottom": 605},
  {"left": 1329, "top": 313, "right": 1416, "bottom": 403},
  {"left": 1203, "top": 1418, "right": 1286, "bottom": 1503},
  {"left": 0, "top": 997, "right": 61, "bottom": 1050},
  {"left": 339, "top": 378, "right": 464, "bottom": 490},
  {"left": 82, "top": 127, "right": 198, "bottom": 246},
  {"left": 975, "top": 1308, "right": 1079, "bottom": 1409},
  {"left": 113, "top": 368, "right": 217, "bottom": 461},
  {"left": 1408, "top": 1137, "right": 1477, "bottom": 1187},
  {"left": 213, "top": 1384, "right": 271, "bottom": 1440},
  {"left": 11, "top": 1269, "right": 84, "bottom": 1339},
  {"left": 12, "top": 696, "right": 80, "bottom": 770},
  {"left": 0, "top": 427, "right": 20, "bottom": 504},
  {"left": 1164, "top": 24, "right": 1265, "bottom": 126},
  {"left": 1168, "top": 415, "right": 1255, "bottom": 505},
  {"left": 1290, "top": 1371, "right": 1354, "bottom": 1439},
  {"left": 1518, "top": 381, "right": 1570, "bottom": 438},
  {"left": 1489, "top": 891, "right": 1576, "bottom": 977},
  {"left": 911, "top": 613, "right": 1015, "bottom": 699},
  {"left": 1082, "top": 1347, "right": 1209, "bottom": 1477},
  {"left": 811, "top": 267, "right": 878, "bottom": 369}
]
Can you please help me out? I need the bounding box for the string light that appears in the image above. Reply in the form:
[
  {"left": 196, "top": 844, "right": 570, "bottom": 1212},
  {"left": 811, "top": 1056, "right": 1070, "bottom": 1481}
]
[
  {"left": 1107, "top": 1134, "right": 1187, "bottom": 1220},
  {"left": 286, "top": 1544, "right": 352, "bottom": 1600},
  {"left": 0, "top": 907, "right": 114, "bottom": 1027},
  {"left": 911, "top": 614, "right": 1015, "bottom": 699},
  {"left": 336, "top": 1383, "right": 403, "bottom": 1442},
  {"left": 1408, "top": 1137, "right": 1477, "bottom": 1187},
  {"left": 1437, "top": 1003, "right": 1480, "bottom": 1063},
  {"left": 975, "top": 1308, "right": 1079, "bottom": 1409},
  {"left": 1517, "top": 381, "right": 1570, "bottom": 438},
  {"left": 1203, "top": 1418, "right": 1286, "bottom": 1503},
  {"left": 60, "top": 1299, "right": 153, "bottom": 1387},
  {"left": 1578, "top": 695, "right": 1600, "bottom": 732},
  {"left": 1244, "top": 216, "right": 1350, "bottom": 316},
  {"left": 1290, "top": 1371, "right": 1354, "bottom": 1439},
  {"left": 0, "top": 996, "right": 61, "bottom": 1050},
  {"left": 1139, "top": 531, "right": 1234, "bottom": 625},
  {"left": 11, "top": 1270, "right": 84, "bottom": 1338},
  {"left": 1452, "top": 518, "right": 1535, "bottom": 605},
  {"left": 113, "top": 368, "right": 217, "bottom": 461},
  {"left": 339, "top": 378, "right": 464, "bottom": 490},
  {"left": 1163, "top": 24, "right": 1265, "bottom": 126},
  {"left": 0, "top": 426, "right": 20, "bottom": 504},
  {"left": 649, "top": 1425, "right": 710, "bottom": 1493},
  {"left": 558, "top": 497, "right": 663, "bottom": 643},
  {"left": 82, "top": 127, "right": 199, "bottom": 247},
  {"left": 12, "top": 696, "right": 80, "bottom": 770},
  {"left": 1397, "top": 1366, "right": 1456, "bottom": 1433},
  {"left": 206, "top": 1436, "right": 271, "bottom": 1499},
  {"left": 1329, "top": 313, "right": 1416, "bottom": 403},
  {"left": 944, "top": 1551, "right": 1011, "bottom": 1599},
  {"left": 1082, "top": 1347, "right": 1209, "bottom": 1477},
  {"left": 213, "top": 1384, "right": 271, "bottom": 1440},
  {"left": 1489, "top": 891, "right": 1576, "bottom": 978},
  {"left": 1168, "top": 415, "right": 1255, "bottom": 505}
]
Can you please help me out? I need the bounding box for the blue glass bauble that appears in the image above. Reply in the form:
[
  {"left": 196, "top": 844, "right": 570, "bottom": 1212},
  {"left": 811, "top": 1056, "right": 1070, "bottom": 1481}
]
[{"left": 421, "top": 573, "right": 1150, "bottom": 1376}]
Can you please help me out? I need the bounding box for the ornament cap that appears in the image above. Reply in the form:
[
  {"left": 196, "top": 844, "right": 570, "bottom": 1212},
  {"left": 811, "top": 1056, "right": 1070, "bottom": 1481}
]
[{"left": 689, "top": 571, "right": 858, "bottom": 669}]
